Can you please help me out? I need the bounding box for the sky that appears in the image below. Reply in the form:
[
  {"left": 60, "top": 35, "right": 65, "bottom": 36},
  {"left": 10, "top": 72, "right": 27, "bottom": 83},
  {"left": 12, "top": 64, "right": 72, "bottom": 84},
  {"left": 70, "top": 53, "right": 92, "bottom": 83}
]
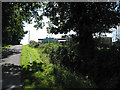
[
  {"left": 20, "top": 16, "right": 118, "bottom": 45},
  {"left": 20, "top": 16, "right": 76, "bottom": 45},
  {"left": 20, "top": 2, "right": 120, "bottom": 45},
  {"left": 111, "top": 27, "right": 120, "bottom": 42}
]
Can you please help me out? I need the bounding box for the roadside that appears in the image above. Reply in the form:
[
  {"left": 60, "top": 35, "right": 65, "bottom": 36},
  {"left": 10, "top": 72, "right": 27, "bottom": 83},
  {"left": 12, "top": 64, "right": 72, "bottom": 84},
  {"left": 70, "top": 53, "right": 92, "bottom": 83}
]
[
  {"left": 21, "top": 44, "right": 95, "bottom": 89},
  {"left": 1, "top": 45, "right": 23, "bottom": 89},
  {"left": 2, "top": 45, "right": 13, "bottom": 52}
]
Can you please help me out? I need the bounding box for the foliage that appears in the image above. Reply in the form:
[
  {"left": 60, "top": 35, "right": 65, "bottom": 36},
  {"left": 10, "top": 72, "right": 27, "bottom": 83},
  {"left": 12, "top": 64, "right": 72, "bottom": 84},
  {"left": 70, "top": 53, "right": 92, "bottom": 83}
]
[
  {"left": 38, "top": 43, "right": 62, "bottom": 54},
  {"left": 29, "top": 40, "right": 39, "bottom": 48},
  {"left": 52, "top": 66, "right": 96, "bottom": 88},
  {"left": 38, "top": 2, "right": 120, "bottom": 60},
  {"left": 113, "top": 40, "right": 120, "bottom": 47},
  {"left": 86, "top": 45, "right": 120, "bottom": 88},
  {"left": 31, "top": 2, "right": 120, "bottom": 86},
  {"left": 21, "top": 44, "right": 96, "bottom": 89},
  {"left": 41, "top": 2, "right": 120, "bottom": 35},
  {"left": 22, "top": 61, "right": 96, "bottom": 89},
  {"left": 21, "top": 45, "right": 53, "bottom": 88},
  {"left": 2, "top": 2, "right": 42, "bottom": 46},
  {"left": 47, "top": 42, "right": 120, "bottom": 88},
  {"left": 21, "top": 61, "right": 46, "bottom": 88},
  {"left": 49, "top": 42, "right": 80, "bottom": 71}
]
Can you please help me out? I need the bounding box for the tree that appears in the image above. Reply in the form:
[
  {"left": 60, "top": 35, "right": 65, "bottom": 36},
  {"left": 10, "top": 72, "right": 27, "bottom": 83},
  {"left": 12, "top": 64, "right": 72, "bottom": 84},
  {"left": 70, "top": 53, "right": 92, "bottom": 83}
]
[
  {"left": 35, "top": 2, "right": 120, "bottom": 59},
  {"left": 2, "top": 2, "right": 42, "bottom": 46},
  {"left": 3, "top": 2, "right": 120, "bottom": 59}
]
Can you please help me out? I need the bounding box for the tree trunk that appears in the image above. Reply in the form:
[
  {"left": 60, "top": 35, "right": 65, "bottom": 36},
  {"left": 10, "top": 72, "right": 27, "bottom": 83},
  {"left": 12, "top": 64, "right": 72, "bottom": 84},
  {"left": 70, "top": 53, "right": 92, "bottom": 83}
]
[{"left": 78, "top": 32, "right": 95, "bottom": 60}]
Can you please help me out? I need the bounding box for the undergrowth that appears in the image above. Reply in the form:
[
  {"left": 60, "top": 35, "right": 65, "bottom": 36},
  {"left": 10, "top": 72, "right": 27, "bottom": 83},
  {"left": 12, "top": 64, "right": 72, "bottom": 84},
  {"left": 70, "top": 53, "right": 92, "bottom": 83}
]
[{"left": 21, "top": 44, "right": 96, "bottom": 89}]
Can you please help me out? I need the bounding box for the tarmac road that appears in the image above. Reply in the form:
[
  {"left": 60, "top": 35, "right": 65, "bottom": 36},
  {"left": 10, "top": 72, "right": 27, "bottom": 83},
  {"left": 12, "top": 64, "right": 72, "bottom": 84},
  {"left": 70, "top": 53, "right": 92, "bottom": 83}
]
[{"left": 0, "top": 45, "right": 23, "bottom": 90}]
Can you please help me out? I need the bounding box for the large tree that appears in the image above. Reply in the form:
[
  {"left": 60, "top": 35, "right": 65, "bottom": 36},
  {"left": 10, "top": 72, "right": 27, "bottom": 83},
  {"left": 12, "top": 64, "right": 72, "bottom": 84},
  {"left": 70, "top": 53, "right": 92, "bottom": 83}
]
[
  {"left": 35, "top": 2, "right": 120, "bottom": 59},
  {"left": 3, "top": 2, "right": 120, "bottom": 59}
]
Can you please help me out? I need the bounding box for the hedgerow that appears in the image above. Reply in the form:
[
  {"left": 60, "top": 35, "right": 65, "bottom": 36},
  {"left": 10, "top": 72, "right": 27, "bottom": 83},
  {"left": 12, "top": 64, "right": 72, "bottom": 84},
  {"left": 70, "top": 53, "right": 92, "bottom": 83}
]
[{"left": 42, "top": 42, "right": 120, "bottom": 88}]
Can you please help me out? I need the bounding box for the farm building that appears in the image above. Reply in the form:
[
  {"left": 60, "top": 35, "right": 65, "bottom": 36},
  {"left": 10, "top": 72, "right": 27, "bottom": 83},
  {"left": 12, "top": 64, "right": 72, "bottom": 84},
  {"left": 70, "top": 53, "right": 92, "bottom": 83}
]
[
  {"left": 38, "top": 37, "right": 70, "bottom": 43},
  {"left": 38, "top": 37, "right": 58, "bottom": 43}
]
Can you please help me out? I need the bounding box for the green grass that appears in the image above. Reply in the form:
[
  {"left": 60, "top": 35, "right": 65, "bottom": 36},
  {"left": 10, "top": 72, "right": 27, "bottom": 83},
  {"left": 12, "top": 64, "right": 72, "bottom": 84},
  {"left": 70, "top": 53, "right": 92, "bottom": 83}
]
[
  {"left": 21, "top": 45, "right": 41, "bottom": 66},
  {"left": 21, "top": 44, "right": 96, "bottom": 89},
  {"left": 21, "top": 45, "right": 54, "bottom": 88}
]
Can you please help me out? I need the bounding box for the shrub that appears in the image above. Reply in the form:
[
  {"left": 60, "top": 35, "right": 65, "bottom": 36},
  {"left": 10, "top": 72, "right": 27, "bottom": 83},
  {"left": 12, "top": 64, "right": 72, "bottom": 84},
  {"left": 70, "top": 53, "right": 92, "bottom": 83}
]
[
  {"left": 52, "top": 66, "right": 96, "bottom": 88},
  {"left": 29, "top": 40, "right": 39, "bottom": 48},
  {"left": 39, "top": 43, "right": 62, "bottom": 54},
  {"left": 48, "top": 41, "right": 120, "bottom": 88}
]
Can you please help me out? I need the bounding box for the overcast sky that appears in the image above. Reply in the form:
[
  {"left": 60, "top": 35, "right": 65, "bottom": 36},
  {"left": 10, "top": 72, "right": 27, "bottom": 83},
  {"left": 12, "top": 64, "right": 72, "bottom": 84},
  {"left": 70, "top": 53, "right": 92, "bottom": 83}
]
[
  {"left": 20, "top": 15, "right": 118, "bottom": 45},
  {"left": 20, "top": 16, "right": 76, "bottom": 45},
  {"left": 20, "top": 6, "right": 119, "bottom": 45}
]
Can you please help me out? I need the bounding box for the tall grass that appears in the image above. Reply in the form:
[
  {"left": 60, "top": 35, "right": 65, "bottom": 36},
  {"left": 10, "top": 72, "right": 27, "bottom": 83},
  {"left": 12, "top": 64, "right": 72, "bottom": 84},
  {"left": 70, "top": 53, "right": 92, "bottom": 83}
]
[
  {"left": 21, "top": 45, "right": 41, "bottom": 66},
  {"left": 21, "top": 44, "right": 96, "bottom": 89}
]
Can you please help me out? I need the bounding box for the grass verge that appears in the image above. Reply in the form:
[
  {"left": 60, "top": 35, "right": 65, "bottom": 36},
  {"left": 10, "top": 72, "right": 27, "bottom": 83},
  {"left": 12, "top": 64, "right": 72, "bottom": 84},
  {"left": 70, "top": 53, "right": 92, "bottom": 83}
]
[
  {"left": 21, "top": 45, "right": 41, "bottom": 66},
  {"left": 21, "top": 44, "right": 96, "bottom": 89}
]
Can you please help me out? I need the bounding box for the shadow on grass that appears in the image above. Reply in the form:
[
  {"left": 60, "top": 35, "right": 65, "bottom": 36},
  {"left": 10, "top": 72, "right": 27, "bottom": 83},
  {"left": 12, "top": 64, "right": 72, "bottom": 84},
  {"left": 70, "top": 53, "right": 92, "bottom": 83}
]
[
  {"left": 52, "top": 66, "right": 96, "bottom": 88},
  {"left": 2, "top": 63, "right": 23, "bottom": 89},
  {"left": 21, "top": 61, "right": 96, "bottom": 89},
  {"left": 21, "top": 61, "right": 46, "bottom": 89}
]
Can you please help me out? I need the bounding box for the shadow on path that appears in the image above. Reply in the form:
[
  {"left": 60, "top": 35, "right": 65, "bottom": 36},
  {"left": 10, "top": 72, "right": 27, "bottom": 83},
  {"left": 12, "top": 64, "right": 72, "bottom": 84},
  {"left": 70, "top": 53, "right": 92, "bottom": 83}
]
[
  {"left": 2, "top": 49, "right": 21, "bottom": 59},
  {"left": 2, "top": 63, "right": 23, "bottom": 90}
]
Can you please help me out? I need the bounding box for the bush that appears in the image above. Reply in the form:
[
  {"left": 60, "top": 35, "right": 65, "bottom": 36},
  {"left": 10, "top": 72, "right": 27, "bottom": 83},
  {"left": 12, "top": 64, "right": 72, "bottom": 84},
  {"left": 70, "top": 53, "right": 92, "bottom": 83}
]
[
  {"left": 87, "top": 45, "right": 120, "bottom": 87},
  {"left": 38, "top": 43, "right": 62, "bottom": 54},
  {"left": 29, "top": 40, "right": 39, "bottom": 48},
  {"left": 49, "top": 42, "right": 80, "bottom": 72},
  {"left": 47, "top": 41, "right": 120, "bottom": 88},
  {"left": 52, "top": 66, "right": 96, "bottom": 88},
  {"left": 38, "top": 41, "right": 120, "bottom": 88}
]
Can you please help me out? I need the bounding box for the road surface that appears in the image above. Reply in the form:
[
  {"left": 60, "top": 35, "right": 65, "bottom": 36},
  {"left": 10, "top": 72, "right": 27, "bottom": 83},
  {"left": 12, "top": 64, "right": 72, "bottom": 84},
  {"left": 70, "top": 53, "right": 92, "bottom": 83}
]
[{"left": 0, "top": 45, "right": 23, "bottom": 90}]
